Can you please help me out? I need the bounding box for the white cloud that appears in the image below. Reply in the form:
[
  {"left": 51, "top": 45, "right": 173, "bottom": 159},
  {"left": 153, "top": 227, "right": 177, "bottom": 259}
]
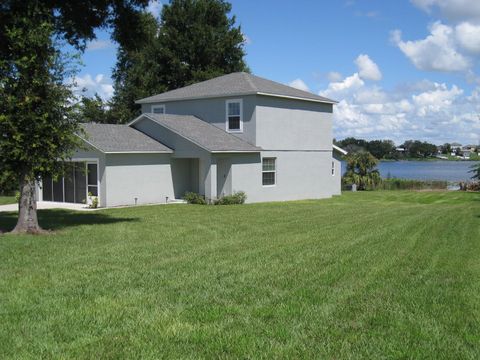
[
  {"left": 73, "top": 73, "right": 114, "bottom": 100},
  {"left": 411, "top": 0, "right": 480, "bottom": 22},
  {"left": 288, "top": 79, "right": 310, "bottom": 92},
  {"left": 392, "top": 17, "right": 480, "bottom": 78},
  {"left": 319, "top": 62, "right": 479, "bottom": 144},
  {"left": 391, "top": 22, "right": 471, "bottom": 72},
  {"left": 354, "top": 54, "right": 382, "bottom": 81},
  {"left": 243, "top": 34, "right": 252, "bottom": 45},
  {"left": 327, "top": 71, "right": 343, "bottom": 82},
  {"left": 412, "top": 82, "right": 463, "bottom": 116},
  {"left": 86, "top": 39, "right": 114, "bottom": 51},
  {"left": 455, "top": 22, "right": 480, "bottom": 53},
  {"left": 320, "top": 73, "right": 364, "bottom": 98},
  {"left": 354, "top": 86, "right": 388, "bottom": 104},
  {"left": 146, "top": 0, "right": 162, "bottom": 19}
]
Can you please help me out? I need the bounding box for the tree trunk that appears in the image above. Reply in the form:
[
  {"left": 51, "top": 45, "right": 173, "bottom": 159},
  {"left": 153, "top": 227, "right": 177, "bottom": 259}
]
[{"left": 11, "top": 172, "right": 44, "bottom": 234}]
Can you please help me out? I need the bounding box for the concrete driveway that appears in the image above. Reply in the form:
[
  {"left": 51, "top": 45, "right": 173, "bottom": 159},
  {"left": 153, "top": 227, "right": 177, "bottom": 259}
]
[{"left": 0, "top": 201, "right": 95, "bottom": 213}]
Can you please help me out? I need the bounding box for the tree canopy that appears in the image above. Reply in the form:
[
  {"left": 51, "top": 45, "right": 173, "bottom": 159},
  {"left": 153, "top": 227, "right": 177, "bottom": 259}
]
[
  {"left": 335, "top": 137, "right": 439, "bottom": 160},
  {"left": 108, "top": 0, "right": 248, "bottom": 123},
  {"left": 0, "top": 0, "right": 148, "bottom": 233},
  {"left": 400, "top": 140, "right": 438, "bottom": 158},
  {"left": 336, "top": 137, "right": 397, "bottom": 159}
]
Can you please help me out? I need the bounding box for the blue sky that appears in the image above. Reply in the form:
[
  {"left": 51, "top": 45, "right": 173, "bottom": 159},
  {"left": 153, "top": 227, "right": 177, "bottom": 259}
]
[{"left": 76, "top": 0, "right": 480, "bottom": 145}]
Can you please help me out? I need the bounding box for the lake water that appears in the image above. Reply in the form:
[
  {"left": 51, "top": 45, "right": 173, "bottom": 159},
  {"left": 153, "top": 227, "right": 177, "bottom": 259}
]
[{"left": 342, "top": 160, "right": 480, "bottom": 182}]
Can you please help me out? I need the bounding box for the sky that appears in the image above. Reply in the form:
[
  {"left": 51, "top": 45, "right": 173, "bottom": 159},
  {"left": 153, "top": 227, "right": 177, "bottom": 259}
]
[{"left": 76, "top": 0, "right": 480, "bottom": 145}]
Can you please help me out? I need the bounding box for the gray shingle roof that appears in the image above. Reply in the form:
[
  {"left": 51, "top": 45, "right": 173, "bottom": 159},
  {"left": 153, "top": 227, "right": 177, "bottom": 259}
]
[
  {"left": 141, "top": 114, "right": 261, "bottom": 153},
  {"left": 79, "top": 123, "right": 172, "bottom": 153},
  {"left": 136, "top": 72, "right": 336, "bottom": 104}
]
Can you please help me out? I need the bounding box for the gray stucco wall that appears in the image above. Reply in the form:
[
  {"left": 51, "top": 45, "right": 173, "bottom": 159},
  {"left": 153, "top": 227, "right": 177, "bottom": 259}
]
[
  {"left": 141, "top": 95, "right": 333, "bottom": 152},
  {"left": 332, "top": 153, "right": 342, "bottom": 195},
  {"left": 104, "top": 153, "right": 174, "bottom": 207},
  {"left": 137, "top": 94, "right": 339, "bottom": 203},
  {"left": 255, "top": 96, "right": 333, "bottom": 151},
  {"left": 141, "top": 95, "right": 257, "bottom": 145},
  {"left": 215, "top": 151, "right": 333, "bottom": 203}
]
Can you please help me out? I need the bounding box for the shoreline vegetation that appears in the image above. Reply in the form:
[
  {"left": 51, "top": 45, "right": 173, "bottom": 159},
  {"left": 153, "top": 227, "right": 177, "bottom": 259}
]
[
  {"left": 380, "top": 156, "right": 480, "bottom": 162},
  {"left": 342, "top": 178, "right": 450, "bottom": 191}
]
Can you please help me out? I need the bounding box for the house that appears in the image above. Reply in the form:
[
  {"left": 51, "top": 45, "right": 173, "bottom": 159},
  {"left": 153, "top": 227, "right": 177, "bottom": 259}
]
[
  {"left": 451, "top": 142, "right": 462, "bottom": 151},
  {"left": 462, "top": 145, "right": 477, "bottom": 153},
  {"left": 38, "top": 72, "right": 346, "bottom": 207}
]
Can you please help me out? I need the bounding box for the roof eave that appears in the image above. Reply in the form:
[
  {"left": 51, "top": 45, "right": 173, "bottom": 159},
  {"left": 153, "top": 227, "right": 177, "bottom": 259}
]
[
  {"left": 256, "top": 92, "right": 338, "bottom": 104},
  {"left": 333, "top": 144, "right": 348, "bottom": 155},
  {"left": 105, "top": 150, "right": 173, "bottom": 154},
  {"left": 135, "top": 91, "right": 338, "bottom": 105},
  {"left": 210, "top": 149, "right": 262, "bottom": 154},
  {"left": 76, "top": 133, "right": 105, "bottom": 153}
]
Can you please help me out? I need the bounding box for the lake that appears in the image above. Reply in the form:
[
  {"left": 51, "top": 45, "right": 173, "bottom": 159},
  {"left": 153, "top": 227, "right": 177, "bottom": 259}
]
[{"left": 342, "top": 160, "right": 480, "bottom": 182}]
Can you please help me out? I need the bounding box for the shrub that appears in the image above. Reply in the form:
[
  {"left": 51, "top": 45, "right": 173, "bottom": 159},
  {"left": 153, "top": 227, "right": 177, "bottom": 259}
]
[
  {"left": 88, "top": 192, "right": 99, "bottom": 208},
  {"left": 183, "top": 192, "right": 206, "bottom": 205},
  {"left": 465, "top": 182, "right": 480, "bottom": 191},
  {"left": 214, "top": 191, "right": 247, "bottom": 205}
]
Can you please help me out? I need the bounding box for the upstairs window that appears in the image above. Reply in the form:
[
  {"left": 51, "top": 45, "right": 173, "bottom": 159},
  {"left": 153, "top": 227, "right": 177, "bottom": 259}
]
[
  {"left": 152, "top": 105, "right": 165, "bottom": 114},
  {"left": 226, "top": 99, "right": 243, "bottom": 132},
  {"left": 262, "top": 158, "right": 276, "bottom": 186}
]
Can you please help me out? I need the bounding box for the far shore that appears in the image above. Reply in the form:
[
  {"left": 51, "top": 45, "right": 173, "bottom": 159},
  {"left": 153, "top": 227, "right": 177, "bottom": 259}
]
[{"left": 379, "top": 157, "right": 480, "bottom": 162}]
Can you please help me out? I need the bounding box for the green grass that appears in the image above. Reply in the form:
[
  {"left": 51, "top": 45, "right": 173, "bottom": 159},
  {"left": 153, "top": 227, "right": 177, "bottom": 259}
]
[
  {"left": 0, "top": 191, "right": 479, "bottom": 359},
  {"left": 0, "top": 196, "right": 15, "bottom": 205}
]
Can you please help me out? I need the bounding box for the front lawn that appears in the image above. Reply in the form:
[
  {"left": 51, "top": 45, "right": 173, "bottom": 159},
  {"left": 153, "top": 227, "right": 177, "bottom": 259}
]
[
  {"left": 0, "top": 191, "right": 479, "bottom": 359},
  {"left": 0, "top": 196, "right": 16, "bottom": 205}
]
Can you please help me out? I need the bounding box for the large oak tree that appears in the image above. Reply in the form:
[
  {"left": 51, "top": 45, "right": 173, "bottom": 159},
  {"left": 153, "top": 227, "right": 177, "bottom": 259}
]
[{"left": 0, "top": 0, "right": 148, "bottom": 234}]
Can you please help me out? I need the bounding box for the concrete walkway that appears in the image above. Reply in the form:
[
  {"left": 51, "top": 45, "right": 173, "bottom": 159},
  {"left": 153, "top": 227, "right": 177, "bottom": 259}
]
[
  {"left": 0, "top": 199, "right": 187, "bottom": 213},
  {"left": 0, "top": 201, "right": 95, "bottom": 213}
]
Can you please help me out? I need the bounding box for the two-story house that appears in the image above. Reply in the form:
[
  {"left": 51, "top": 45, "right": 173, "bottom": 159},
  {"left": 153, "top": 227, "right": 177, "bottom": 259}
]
[{"left": 38, "top": 72, "right": 346, "bottom": 207}]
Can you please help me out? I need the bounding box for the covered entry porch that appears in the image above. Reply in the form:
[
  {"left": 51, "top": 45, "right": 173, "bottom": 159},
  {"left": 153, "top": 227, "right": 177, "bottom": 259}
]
[
  {"left": 170, "top": 155, "right": 232, "bottom": 202},
  {"left": 172, "top": 154, "right": 254, "bottom": 203}
]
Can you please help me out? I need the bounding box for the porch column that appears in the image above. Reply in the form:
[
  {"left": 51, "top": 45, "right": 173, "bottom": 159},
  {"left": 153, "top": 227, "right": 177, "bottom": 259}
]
[{"left": 200, "top": 156, "right": 217, "bottom": 203}]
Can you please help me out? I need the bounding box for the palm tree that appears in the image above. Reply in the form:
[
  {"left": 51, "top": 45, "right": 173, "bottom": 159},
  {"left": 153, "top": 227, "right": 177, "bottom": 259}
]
[{"left": 343, "top": 151, "right": 381, "bottom": 190}]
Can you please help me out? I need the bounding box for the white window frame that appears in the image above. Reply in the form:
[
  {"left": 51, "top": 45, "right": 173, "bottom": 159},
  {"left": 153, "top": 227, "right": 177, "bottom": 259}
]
[
  {"left": 86, "top": 161, "right": 99, "bottom": 204},
  {"left": 331, "top": 161, "right": 335, "bottom": 176},
  {"left": 151, "top": 104, "right": 165, "bottom": 114},
  {"left": 225, "top": 99, "right": 243, "bottom": 133},
  {"left": 262, "top": 157, "right": 276, "bottom": 187}
]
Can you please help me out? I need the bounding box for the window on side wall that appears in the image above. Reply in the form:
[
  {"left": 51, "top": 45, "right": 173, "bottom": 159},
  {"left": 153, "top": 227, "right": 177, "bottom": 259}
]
[
  {"left": 262, "top": 157, "right": 276, "bottom": 186},
  {"left": 331, "top": 161, "right": 335, "bottom": 176},
  {"left": 152, "top": 104, "right": 165, "bottom": 114},
  {"left": 226, "top": 99, "right": 242, "bottom": 132}
]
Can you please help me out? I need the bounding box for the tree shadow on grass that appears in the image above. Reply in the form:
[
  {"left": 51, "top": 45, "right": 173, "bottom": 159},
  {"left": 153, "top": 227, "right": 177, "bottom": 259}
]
[{"left": 0, "top": 209, "right": 139, "bottom": 233}]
